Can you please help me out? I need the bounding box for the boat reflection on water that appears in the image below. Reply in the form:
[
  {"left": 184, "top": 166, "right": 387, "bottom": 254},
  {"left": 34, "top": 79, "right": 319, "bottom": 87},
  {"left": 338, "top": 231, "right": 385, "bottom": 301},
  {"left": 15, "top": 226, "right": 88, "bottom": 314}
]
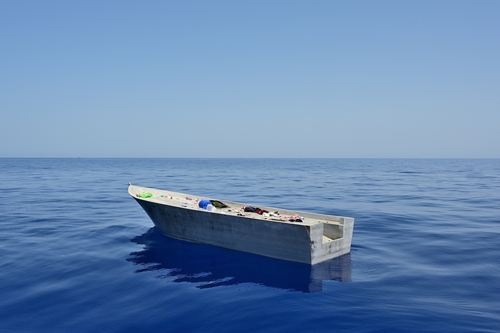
[{"left": 127, "top": 227, "right": 352, "bottom": 293}]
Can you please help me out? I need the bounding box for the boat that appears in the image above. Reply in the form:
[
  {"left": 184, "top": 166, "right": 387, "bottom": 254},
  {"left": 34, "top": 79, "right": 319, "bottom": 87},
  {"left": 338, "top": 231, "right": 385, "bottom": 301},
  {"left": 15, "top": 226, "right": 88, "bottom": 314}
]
[{"left": 128, "top": 183, "right": 354, "bottom": 265}]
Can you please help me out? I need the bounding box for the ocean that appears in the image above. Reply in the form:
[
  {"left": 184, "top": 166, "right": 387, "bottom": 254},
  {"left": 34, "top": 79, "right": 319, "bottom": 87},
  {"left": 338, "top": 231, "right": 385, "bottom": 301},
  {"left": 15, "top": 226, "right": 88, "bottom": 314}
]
[{"left": 1, "top": 158, "right": 499, "bottom": 332}]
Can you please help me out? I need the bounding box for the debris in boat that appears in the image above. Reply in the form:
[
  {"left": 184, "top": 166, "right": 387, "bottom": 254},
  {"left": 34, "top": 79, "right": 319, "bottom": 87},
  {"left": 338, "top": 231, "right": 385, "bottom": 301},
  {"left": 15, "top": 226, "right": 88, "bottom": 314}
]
[
  {"left": 243, "top": 206, "right": 269, "bottom": 215},
  {"left": 198, "top": 200, "right": 216, "bottom": 212},
  {"left": 137, "top": 192, "right": 153, "bottom": 198},
  {"left": 287, "top": 214, "right": 304, "bottom": 222},
  {"left": 198, "top": 200, "right": 211, "bottom": 209},
  {"left": 210, "top": 200, "right": 229, "bottom": 208}
]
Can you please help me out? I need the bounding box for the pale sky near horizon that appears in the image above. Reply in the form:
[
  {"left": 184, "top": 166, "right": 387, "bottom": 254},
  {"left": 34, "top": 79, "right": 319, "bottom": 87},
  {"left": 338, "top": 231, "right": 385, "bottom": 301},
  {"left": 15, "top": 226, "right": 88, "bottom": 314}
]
[{"left": 1, "top": 1, "right": 499, "bottom": 158}]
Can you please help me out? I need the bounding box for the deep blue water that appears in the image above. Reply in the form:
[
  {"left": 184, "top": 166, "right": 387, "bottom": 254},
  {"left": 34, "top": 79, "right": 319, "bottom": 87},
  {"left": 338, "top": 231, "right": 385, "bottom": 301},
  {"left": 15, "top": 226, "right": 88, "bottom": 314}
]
[{"left": 1, "top": 158, "right": 499, "bottom": 333}]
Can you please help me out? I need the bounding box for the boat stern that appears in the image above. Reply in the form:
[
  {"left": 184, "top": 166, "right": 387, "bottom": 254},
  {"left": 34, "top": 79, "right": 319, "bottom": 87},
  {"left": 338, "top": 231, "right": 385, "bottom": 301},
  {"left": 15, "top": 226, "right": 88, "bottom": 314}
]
[{"left": 309, "top": 218, "right": 355, "bottom": 265}]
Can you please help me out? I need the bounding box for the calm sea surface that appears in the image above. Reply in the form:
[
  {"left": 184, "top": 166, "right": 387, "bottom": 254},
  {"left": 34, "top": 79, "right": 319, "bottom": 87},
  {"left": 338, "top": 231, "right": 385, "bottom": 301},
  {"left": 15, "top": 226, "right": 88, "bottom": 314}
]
[{"left": 1, "top": 158, "right": 499, "bottom": 332}]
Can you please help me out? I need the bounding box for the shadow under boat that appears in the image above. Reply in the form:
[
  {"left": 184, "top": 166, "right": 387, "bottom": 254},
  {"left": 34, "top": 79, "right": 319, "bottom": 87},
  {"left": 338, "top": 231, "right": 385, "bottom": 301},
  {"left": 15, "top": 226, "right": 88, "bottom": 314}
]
[{"left": 127, "top": 227, "right": 352, "bottom": 293}]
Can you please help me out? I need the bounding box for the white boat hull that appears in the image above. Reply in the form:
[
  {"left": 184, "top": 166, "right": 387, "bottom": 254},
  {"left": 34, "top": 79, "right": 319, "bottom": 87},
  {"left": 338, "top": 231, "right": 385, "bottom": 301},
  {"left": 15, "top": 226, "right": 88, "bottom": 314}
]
[{"left": 129, "top": 184, "right": 354, "bottom": 265}]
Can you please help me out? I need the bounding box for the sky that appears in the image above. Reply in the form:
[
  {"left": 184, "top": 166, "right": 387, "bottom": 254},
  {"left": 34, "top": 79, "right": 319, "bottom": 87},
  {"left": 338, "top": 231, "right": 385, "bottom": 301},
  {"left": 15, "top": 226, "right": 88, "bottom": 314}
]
[{"left": 1, "top": 0, "right": 499, "bottom": 158}]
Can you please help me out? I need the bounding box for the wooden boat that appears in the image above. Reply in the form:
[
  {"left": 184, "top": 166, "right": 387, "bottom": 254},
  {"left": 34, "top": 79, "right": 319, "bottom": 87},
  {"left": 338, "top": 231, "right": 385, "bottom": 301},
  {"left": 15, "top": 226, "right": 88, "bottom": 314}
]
[{"left": 128, "top": 183, "right": 354, "bottom": 265}]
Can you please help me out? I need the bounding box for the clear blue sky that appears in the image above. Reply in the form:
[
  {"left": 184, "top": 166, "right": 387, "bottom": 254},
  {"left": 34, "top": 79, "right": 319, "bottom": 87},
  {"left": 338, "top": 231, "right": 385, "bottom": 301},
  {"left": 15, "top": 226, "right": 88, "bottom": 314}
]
[{"left": 1, "top": 1, "right": 499, "bottom": 158}]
